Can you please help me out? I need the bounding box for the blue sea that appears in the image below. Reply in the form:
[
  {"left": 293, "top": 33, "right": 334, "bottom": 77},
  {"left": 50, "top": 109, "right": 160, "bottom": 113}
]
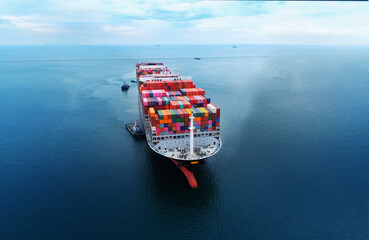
[{"left": 0, "top": 45, "right": 368, "bottom": 239}]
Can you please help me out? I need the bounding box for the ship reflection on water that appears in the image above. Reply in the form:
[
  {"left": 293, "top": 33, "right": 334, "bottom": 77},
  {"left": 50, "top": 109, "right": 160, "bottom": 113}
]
[
  {"left": 145, "top": 148, "right": 218, "bottom": 199},
  {"left": 140, "top": 149, "right": 221, "bottom": 237}
]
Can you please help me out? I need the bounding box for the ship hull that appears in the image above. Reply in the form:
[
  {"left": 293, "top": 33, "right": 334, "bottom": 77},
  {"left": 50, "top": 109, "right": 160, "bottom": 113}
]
[{"left": 136, "top": 63, "right": 221, "bottom": 162}]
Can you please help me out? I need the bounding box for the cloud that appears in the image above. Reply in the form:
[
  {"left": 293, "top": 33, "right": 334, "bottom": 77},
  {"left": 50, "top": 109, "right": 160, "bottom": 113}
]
[
  {"left": 188, "top": 2, "right": 369, "bottom": 45},
  {"left": 102, "top": 25, "right": 145, "bottom": 36},
  {"left": 0, "top": 15, "right": 59, "bottom": 33},
  {"left": 0, "top": 0, "right": 368, "bottom": 45}
]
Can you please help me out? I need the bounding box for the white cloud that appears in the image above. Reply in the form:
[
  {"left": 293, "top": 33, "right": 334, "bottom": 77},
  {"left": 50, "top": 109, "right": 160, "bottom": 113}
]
[
  {"left": 0, "top": 1, "right": 368, "bottom": 45},
  {"left": 102, "top": 25, "right": 145, "bottom": 36},
  {"left": 0, "top": 15, "right": 59, "bottom": 33},
  {"left": 188, "top": 2, "right": 369, "bottom": 45}
]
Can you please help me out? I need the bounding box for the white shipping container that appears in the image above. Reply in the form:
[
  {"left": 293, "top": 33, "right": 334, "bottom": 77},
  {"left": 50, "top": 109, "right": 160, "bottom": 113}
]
[{"left": 207, "top": 104, "right": 217, "bottom": 113}]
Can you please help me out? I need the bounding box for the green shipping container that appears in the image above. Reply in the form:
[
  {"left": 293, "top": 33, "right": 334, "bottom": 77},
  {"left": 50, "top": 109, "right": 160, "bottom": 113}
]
[
  {"left": 198, "top": 108, "right": 205, "bottom": 117},
  {"left": 158, "top": 110, "right": 164, "bottom": 119}
]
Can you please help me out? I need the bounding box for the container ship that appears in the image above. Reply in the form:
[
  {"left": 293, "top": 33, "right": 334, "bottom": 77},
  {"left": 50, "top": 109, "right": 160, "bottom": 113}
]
[{"left": 136, "top": 62, "right": 222, "bottom": 188}]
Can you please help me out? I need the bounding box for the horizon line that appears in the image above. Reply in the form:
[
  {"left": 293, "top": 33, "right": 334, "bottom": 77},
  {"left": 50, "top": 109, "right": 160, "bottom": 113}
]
[{"left": 0, "top": 43, "right": 369, "bottom": 47}]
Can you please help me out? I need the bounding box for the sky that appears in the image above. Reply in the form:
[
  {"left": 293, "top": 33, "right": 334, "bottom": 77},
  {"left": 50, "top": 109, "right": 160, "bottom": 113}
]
[{"left": 0, "top": 0, "right": 368, "bottom": 45}]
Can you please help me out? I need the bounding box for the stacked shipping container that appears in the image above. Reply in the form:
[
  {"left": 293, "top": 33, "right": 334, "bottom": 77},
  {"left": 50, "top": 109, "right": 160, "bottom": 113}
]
[
  {"left": 148, "top": 105, "right": 220, "bottom": 136},
  {"left": 140, "top": 80, "right": 195, "bottom": 91},
  {"left": 141, "top": 78, "right": 220, "bottom": 137},
  {"left": 135, "top": 63, "right": 170, "bottom": 79}
]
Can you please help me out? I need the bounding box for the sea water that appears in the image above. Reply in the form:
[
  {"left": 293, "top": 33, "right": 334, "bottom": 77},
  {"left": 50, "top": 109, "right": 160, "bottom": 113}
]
[{"left": 0, "top": 45, "right": 368, "bottom": 239}]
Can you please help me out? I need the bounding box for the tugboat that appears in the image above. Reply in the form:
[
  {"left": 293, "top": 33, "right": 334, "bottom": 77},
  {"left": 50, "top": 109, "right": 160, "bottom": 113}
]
[
  {"left": 125, "top": 120, "right": 145, "bottom": 137},
  {"left": 194, "top": 57, "right": 201, "bottom": 60},
  {"left": 121, "top": 82, "right": 130, "bottom": 91}
]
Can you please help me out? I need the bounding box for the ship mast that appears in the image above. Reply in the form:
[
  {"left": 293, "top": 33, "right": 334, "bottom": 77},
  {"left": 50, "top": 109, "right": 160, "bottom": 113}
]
[{"left": 189, "top": 113, "right": 195, "bottom": 156}]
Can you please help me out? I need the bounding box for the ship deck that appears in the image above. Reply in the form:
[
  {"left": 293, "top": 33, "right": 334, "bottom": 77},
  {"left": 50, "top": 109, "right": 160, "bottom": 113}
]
[{"left": 140, "top": 97, "right": 221, "bottom": 161}]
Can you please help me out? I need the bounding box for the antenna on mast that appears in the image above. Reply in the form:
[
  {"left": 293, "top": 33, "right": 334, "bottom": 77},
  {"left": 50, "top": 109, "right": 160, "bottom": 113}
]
[{"left": 189, "top": 113, "right": 195, "bottom": 156}]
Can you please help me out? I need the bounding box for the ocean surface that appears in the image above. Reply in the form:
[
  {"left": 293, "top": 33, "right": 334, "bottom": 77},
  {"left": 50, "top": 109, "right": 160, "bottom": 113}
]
[{"left": 0, "top": 45, "right": 368, "bottom": 240}]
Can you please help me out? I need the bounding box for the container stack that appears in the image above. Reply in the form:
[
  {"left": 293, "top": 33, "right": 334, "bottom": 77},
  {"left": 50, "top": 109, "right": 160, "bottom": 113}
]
[
  {"left": 188, "top": 107, "right": 219, "bottom": 131},
  {"left": 142, "top": 97, "right": 170, "bottom": 114},
  {"left": 136, "top": 66, "right": 220, "bottom": 138},
  {"left": 148, "top": 106, "right": 220, "bottom": 136},
  {"left": 179, "top": 88, "right": 205, "bottom": 96},
  {"left": 149, "top": 108, "right": 188, "bottom": 136},
  {"left": 166, "top": 91, "right": 182, "bottom": 97},
  {"left": 169, "top": 99, "right": 191, "bottom": 109},
  {"left": 140, "top": 80, "right": 195, "bottom": 91},
  {"left": 164, "top": 80, "right": 195, "bottom": 91},
  {"left": 207, "top": 104, "right": 221, "bottom": 128},
  {"left": 136, "top": 65, "right": 170, "bottom": 79},
  {"left": 140, "top": 80, "right": 205, "bottom": 114},
  {"left": 141, "top": 90, "right": 166, "bottom": 98},
  {"left": 181, "top": 96, "right": 209, "bottom": 108}
]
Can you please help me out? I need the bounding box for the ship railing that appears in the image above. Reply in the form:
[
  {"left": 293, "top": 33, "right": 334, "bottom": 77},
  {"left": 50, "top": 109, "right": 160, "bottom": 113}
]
[
  {"left": 150, "top": 129, "right": 220, "bottom": 145},
  {"left": 139, "top": 75, "right": 192, "bottom": 82},
  {"left": 138, "top": 65, "right": 167, "bottom": 69}
]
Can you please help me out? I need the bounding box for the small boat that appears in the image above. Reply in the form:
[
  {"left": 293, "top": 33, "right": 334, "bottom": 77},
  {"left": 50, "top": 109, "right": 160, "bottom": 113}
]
[
  {"left": 126, "top": 120, "right": 145, "bottom": 137},
  {"left": 232, "top": 45, "right": 237, "bottom": 48},
  {"left": 131, "top": 80, "right": 137, "bottom": 83},
  {"left": 121, "top": 82, "right": 130, "bottom": 90},
  {"left": 194, "top": 57, "right": 201, "bottom": 60}
]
